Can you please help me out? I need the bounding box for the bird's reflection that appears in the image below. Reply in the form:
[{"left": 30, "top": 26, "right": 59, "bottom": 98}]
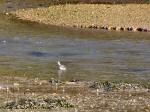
[{"left": 58, "top": 69, "right": 63, "bottom": 82}]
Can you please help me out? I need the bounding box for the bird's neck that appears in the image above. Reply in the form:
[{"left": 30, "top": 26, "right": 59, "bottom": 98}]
[{"left": 58, "top": 61, "right": 61, "bottom": 66}]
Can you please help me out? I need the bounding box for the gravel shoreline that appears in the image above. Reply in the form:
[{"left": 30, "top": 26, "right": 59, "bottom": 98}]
[{"left": 8, "top": 4, "right": 150, "bottom": 32}]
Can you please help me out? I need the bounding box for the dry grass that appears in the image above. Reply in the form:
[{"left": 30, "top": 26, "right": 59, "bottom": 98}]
[{"left": 0, "top": 76, "right": 150, "bottom": 112}]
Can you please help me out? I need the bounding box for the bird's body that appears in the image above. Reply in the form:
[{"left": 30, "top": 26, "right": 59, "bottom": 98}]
[{"left": 57, "top": 61, "right": 66, "bottom": 71}]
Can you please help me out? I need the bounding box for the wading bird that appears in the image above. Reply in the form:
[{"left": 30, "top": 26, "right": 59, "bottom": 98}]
[{"left": 57, "top": 61, "right": 66, "bottom": 71}]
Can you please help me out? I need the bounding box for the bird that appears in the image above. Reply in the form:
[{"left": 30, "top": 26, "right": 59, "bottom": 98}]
[{"left": 57, "top": 61, "right": 66, "bottom": 71}]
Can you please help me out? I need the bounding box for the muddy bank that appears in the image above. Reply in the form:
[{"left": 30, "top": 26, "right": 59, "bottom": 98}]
[{"left": 8, "top": 4, "right": 150, "bottom": 32}]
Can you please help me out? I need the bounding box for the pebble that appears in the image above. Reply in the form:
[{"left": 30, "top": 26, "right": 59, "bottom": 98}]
[
  {"left": 13, "top": 82, "right": 20, "bottom": 87},
  {"left": 82, "top": 25, "right": 149, "bottom": 32},
  {"left": 5, "top": 12, "right": 9, "bottom": 15},
  {"left": 137, "top": 28, "right": 143, "bottom": 32}
]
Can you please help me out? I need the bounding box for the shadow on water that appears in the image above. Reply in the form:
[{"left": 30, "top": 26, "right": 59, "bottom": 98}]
[{"left": 29, "top": 51, "right": 50, "bottom": 57}]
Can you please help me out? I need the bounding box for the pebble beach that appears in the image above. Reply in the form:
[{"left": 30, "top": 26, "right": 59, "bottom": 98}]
[{"left": 8, "top": 4, "right": 150, "bottom": 32}]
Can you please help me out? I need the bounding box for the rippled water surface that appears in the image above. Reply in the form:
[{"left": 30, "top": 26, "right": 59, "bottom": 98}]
[{"left": 0, "top": 14, "right": 150, "bottom": 82}]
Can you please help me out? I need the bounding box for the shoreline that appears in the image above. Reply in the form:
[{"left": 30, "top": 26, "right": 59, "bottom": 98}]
[
  {"left": 7, "top": 4, "right": 150, "bottom": 32},
  {"left": 0, "top": 76, "right": 150, "bottom": 111}
]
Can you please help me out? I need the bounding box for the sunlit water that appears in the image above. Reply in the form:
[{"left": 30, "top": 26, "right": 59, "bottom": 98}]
[{"left": 0, "top": 14, "right": 150, "bottom": 82}]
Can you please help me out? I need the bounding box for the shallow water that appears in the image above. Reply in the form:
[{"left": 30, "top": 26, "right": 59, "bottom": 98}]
[
  {"left": 0, "top": 13, "right": 150, "bottom": 82},
  {"left": 0, "top": 16, "right": 150, "bottom": 80}
]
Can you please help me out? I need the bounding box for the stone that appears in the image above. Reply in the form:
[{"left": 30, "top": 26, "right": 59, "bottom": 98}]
[
  {"left": 120, "top": 27, "right": 124, "bottom": 31},
  {"left": 133, "top": 27, "right": 137, "bottom": 32},
  {"left": 127, "top": 27, "right": 133, "bottom": 31},
  {"left": 143, "top": 28, "right": 148, "bottom": 32},
  {"left": 108, "top": 26, "right": 116, "bottom": 30},
  {"left": 116, "top": 27, "right": 121, "bottom": 31},
  {"left": 5, "top": 12, "right": 9, "bottom": 15},
  {"left": 88, "top": 25, "right": 93, "bottom": 28},
  {"left": 137, "top": 28, "right": 143, "bottom": 32}
]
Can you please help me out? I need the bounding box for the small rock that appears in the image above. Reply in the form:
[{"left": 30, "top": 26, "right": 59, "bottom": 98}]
[
  {"left": 105, "top": 26, "right": 108, "bottom": 30},
  {"left": 73, "top": 25, "right": 77, "bottom": 27},
  {"left": 127, "top": 27, "right": 133, "bottom": 31},
  {"left": 49, "top": 78, "right": 59, "bottom": 84},
  {"left": 5, "top": 12, "right": 9, "bottom": 15},
  {"left": 137, "top": 28, "right": 143, "bottom": 32},
  {"left": 13, "top": 83, "right": 20, "bottom": 87},
  {"left": 143, "top": 28, "right": 148, "bottom": 32},
  {"left": 133, "top": 27, "right": 137, "bottom": 32},
  {"left": 101, "top": 26, "right": 108, "bottom": 30},
  {"left": 93, "top": 25, "right": 98, "bottom": 29},
  {"left": 80, "top": 25, "right": 83, "bottom": 28},
  {"left": 116, "top": 26, "right": 121, "bottom": 31},
  {"left": 108, "top": 26, "right": 116, "bottom": 30},
  {"left": 65, "top": 81, "right": 76, "bottom": 85},
  {"left": 120, "top": 27, "right": 124, "bottom": 31},
  {"left": 89, "top": 81, "right": 101, "bottom": 89},
  {"left": 88, "top": 25, "right": 93, "bottom": 28},
  {"left": 103, "top": 81, "right": 112, "bottom": 92},
  {"left": 70, "top": 79, "right": 80, "bottom": 82}
]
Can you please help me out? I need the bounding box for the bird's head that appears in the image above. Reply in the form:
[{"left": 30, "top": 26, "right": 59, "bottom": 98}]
[{"left": 57, "top": 61, "right": 61, "bottom": 66}]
